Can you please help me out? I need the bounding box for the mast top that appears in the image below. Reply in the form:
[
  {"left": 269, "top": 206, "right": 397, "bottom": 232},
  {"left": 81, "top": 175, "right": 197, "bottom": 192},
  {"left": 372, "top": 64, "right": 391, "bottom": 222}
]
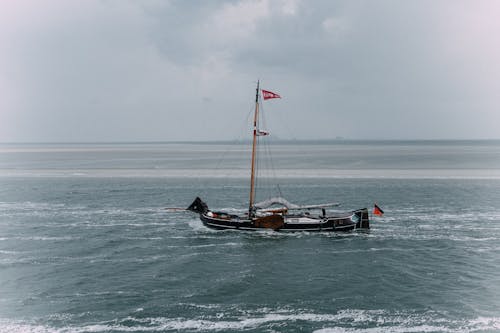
[{"left": 255, "top": 80, "right": 260, "bottom": 103}]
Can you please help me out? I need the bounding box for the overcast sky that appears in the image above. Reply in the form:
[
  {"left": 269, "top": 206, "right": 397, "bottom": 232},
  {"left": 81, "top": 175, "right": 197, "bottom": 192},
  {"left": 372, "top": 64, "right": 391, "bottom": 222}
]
[{"left": 1, "top": 0, "right": 499, "bottom": 142}]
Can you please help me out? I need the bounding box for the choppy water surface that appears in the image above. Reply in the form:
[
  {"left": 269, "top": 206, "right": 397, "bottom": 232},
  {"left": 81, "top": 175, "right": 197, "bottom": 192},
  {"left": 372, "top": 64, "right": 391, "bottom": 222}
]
[{"left": 1, "top": 141, "right": 500, "bottom": 332}]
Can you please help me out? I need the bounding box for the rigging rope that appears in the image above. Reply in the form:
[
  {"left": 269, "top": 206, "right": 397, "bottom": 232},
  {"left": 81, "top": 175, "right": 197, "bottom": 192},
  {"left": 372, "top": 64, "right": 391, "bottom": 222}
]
[{"left": 258, "top": 98, "right": 284, "bottom": 201}]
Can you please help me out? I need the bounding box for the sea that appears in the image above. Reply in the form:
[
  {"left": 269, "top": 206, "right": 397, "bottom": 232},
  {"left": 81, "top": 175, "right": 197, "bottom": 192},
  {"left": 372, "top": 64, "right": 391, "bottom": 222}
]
[{"left": 1, "top": 140, "right": 500, "bottom": 333}]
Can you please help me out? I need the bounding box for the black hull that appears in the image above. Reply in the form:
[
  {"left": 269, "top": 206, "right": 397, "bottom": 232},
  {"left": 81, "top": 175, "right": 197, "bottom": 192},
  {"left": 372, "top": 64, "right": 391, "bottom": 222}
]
[{"left": 199, "top": 208, "right": 369, "bottom": 232}]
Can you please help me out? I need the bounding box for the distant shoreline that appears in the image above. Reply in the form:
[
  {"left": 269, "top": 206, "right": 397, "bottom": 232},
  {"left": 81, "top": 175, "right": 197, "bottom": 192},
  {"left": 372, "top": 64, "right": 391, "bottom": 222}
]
[{"left": 1, "top": 139, "right": 500, "bottom": 146}]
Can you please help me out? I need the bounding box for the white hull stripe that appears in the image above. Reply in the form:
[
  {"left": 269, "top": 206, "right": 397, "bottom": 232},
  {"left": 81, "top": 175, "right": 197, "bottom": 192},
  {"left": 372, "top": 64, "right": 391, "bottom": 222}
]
[{"left": 204, "top": 222, "right": 355, "bottom": 231}]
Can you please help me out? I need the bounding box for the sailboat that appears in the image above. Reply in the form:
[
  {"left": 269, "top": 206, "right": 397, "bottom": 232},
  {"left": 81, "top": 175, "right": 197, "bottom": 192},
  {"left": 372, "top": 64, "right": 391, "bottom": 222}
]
[{"left": 187, "top": 81, "right": 369, "bottom": 232}]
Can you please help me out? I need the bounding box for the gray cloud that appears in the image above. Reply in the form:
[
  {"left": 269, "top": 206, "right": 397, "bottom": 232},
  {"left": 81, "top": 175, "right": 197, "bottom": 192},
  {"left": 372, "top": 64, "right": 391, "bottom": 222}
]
[{"left": 1, "top": 0, "right": 499, "bottom": 142}]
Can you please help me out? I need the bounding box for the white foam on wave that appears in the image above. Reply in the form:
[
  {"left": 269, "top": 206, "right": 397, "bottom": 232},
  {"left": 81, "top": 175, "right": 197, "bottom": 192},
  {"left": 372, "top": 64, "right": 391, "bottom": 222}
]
[
  {"left": 310, "top": 310, "right": 500, "bottom": 333},
  {"left": 0, "top": 201, "right": 67, "bottom": 210},
  {"left": 123, "top": 236, "right": 163, "bottom": 240},
  {"left": 2, "top": 310, "right": 499, "bottom": 333},
  {"left": 185, "top": 242, "right": 243, "bottom": 248},
  {"left": 0, "top": 249, "right": 27, "bottom": 254},
  {"left": 314, "top": 318, "right": 500, "bottom": 333},
  {"left": 469, "top": 316, "right": 500, "bottom": 331},
  {"left": 314, "top": 325, "right": 455, "bottom": 333},
  {"left": 404, "top": 211, "right": 500, "bottom": 224},
  {"left": 3, "top": 236, "right": 80, "bottom": 241},
  {"left": 0, "top": 321, "right": 53, "bottom": 333},
  {"left": 119, "top": 312, "right": 340, "bottom": 331},
  {"left": 186, "top": 219, "right": 218, "bottom": 233}
]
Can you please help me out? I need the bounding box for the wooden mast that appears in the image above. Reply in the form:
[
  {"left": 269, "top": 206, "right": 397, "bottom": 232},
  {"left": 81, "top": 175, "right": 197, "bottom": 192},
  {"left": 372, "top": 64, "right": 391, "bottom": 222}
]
[{"left": 248, "top": 80, "right": 260, "bottom": 216}]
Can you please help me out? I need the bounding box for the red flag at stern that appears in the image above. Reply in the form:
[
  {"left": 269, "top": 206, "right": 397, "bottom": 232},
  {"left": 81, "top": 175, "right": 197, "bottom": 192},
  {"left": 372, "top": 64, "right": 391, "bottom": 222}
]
[
  {"left": 261, "top": 89, "right": 281, "bottom": 100},
  {"left": 373, "top": 204, "right": 384, "bottom": 216}
]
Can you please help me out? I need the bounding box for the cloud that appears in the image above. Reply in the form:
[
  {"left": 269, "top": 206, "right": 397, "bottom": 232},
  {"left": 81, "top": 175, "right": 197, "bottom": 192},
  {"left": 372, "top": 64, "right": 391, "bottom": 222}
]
[
  {"left": 1, "top": 0, "right": 500, "bottom": 141},
  {"left": 210, "top": 0, "right": 271, "bottom": 42}
]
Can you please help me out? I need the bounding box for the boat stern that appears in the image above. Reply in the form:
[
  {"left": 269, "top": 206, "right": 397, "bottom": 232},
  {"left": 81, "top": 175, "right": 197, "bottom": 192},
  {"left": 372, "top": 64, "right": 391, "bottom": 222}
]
[{"left": 354, "top": 208, "right": 370, "bottom": 229}]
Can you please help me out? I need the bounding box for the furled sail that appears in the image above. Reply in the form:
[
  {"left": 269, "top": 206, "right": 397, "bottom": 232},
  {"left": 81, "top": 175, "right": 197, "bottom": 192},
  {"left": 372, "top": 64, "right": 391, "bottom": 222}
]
[
  {"left": 254, "top": 197, "right": 299, "bottom": 209},
  {"left": 254, "top": 197, "right": 340, "bottom": 210}
]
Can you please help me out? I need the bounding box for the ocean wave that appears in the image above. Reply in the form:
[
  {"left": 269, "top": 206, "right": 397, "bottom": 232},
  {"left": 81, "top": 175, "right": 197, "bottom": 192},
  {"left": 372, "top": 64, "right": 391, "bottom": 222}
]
[
  {"left": 1, "top": 236, "right": 80, "bottom": 241},
  {"left": 1, "top": 310, "right": 499, "bottom": 333},
  {"left": 403, "top": 212, "right": 500, "bottom": 223},
  {"left": 0, "top": 201, "right": 169, "bottom": 216}
]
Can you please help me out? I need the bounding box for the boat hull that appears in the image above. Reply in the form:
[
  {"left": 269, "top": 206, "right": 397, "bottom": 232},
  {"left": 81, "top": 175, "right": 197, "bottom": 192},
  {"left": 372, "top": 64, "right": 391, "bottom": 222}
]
[{"left": 198, "top": 208, "right": 369, "bottom": 232}]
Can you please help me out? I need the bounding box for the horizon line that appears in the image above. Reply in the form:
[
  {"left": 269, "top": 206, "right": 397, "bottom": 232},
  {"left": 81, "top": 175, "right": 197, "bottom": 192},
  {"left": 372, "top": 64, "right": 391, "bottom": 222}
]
[{"left": 1, "top": 138, "right": 500, "bottom": 145}]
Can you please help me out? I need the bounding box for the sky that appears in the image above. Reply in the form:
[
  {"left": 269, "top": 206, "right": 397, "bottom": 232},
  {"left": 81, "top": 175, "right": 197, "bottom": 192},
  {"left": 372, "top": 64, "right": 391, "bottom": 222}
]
[{"left": 1, "top": 0, "right": 500, "bottom": 142}]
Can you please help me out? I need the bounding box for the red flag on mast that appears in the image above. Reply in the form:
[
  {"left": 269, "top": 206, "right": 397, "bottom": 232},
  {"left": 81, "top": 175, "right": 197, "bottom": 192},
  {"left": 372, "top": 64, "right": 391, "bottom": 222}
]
[{"left": 261, "top": 89, "right": 281, "bottom": 100}]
